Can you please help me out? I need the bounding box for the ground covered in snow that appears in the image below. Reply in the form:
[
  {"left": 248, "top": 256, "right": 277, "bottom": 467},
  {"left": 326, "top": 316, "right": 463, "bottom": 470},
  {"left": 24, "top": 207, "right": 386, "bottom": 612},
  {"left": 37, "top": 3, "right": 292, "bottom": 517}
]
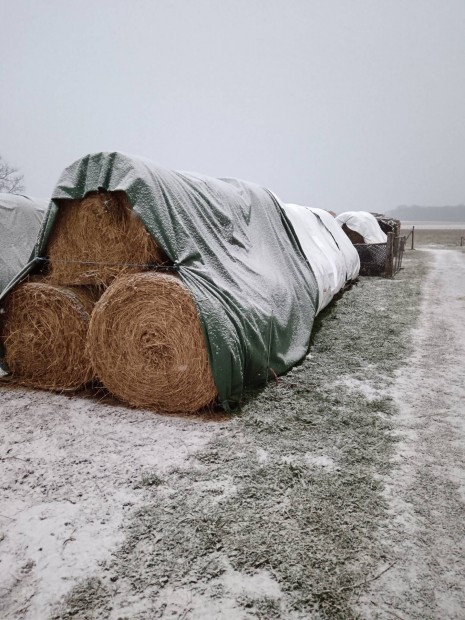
[{"left": 1, "top": 239, "right": 464, "bottom": 619}]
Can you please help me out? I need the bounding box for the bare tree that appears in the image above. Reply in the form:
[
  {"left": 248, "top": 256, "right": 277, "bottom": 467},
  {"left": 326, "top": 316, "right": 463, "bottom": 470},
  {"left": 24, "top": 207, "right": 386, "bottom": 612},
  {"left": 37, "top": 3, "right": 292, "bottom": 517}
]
[{"left": 0, "top": 156, "right": 25, "bottom": 194}]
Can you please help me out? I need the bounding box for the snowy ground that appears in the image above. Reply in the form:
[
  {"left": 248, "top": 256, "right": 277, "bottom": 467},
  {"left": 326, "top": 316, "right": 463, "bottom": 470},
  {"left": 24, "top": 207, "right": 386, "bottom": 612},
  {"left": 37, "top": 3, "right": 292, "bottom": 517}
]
[
  {"left": 1, "top": 243, "right": 464, "bottom": 619},
  {"left": 357, "top": 248, "right": 465, "bottom": 619},
  {"left": 0, "top": 397, "right": 221, "bottom": 619}
]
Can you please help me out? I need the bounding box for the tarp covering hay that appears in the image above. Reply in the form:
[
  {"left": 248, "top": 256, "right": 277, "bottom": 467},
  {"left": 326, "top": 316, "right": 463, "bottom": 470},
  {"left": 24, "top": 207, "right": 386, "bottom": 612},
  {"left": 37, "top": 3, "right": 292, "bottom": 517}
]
[
  {"left": 1, "top": 281, "right": 96, "bottom": 390},
  {"left": 341, "top": 223, "right": 365, "bottom": 245},
  {"left": 0, "top": 193, "right": 47, "bottom": 293},
  {"left": 46, "top": 190, "right": 167, "bottom": 286},
  {"left": 88, "top": 272, "right": 217, "bottom": 412},
  {"left": 373, "top": 214, "right": 401, "bottom": 236},
  {"left": 309, "top": 207, "right": 361, "bottom": 281},
  {"left": 279, "top": 203, "right": 360, "bottom": 312},
  {"left": 2, "top": 152, "right": 319, "bottom": 409},
  {"left": 336, "top": 211, "right": 387, "bottom": 244}
]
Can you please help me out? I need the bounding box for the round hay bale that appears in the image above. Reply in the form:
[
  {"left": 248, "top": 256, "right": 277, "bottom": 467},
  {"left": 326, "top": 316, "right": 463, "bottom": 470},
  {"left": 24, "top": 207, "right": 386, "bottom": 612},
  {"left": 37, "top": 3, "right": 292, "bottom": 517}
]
[
  {"left": 87, "top": 272, "right": 217, "bottom": 413},
  {"left": 46, "top": 190, "right": 168, "bottom": 287},
  {"left": 1, "top": 282, "right": 96, "bottom": 390},
  {"left": 342, "top": 223, "right": 365, "bottom": 245}
]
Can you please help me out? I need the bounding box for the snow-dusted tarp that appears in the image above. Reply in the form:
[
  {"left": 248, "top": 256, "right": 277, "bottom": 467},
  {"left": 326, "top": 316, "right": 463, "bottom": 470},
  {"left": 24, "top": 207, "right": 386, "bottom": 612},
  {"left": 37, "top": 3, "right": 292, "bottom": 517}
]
[
  {"left": 280, "top": 203, "right": 360, "bottom": 312},
  {"left": 0, "top": 152, "right": 319, "bottom": 409},
  {"left": 0, "top": 193, "right": 47, "bottom": 293},
  {"left": 336, "top": 211, "right": 387, "bottom": 244}
]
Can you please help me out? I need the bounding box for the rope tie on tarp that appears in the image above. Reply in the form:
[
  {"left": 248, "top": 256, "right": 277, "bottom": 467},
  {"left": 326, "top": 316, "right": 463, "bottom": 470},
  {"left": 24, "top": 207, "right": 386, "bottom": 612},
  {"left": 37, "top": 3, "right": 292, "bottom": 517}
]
[{"left": 35, "top": 257, "right": 178, "bottom": 271}]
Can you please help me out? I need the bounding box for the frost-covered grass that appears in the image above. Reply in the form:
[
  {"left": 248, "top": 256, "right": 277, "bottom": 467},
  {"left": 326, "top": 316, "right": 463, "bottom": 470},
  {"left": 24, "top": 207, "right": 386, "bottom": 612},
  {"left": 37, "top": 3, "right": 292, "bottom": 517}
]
[{"left": 54, "top": 251, "right": 427, "bottom": 620}]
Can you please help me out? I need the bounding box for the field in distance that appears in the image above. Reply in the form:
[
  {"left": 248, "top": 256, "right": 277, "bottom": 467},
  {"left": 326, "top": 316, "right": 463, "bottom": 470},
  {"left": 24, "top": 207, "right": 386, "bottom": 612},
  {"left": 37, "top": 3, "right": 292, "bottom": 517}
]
[{"left": 400, "top": 224, "right": 465, "bottom": 247}]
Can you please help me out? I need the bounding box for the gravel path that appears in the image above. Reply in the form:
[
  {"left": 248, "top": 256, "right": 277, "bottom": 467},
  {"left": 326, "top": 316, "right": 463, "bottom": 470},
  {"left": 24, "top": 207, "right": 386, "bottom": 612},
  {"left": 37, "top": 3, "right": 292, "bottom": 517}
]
[{"left": 358, "top": 248, "right": 465, "bottom": 619}]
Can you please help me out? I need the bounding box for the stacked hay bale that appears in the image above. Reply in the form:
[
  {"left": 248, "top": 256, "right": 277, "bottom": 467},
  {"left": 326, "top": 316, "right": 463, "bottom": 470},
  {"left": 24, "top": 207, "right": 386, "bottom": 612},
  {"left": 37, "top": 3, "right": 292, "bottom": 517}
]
[
  {"left": 336, "top": 211, "right": 387, "bottom": 245},
  {"left": 1, "top": 282, "right": 96, "bottom": 390},
  {"left": 336, "top": 211, "right": 388, "bottom": 276},
  {"left": 46, "top": 191, "right": 167, "bottom": 287},
  {"left": 341, "top": 223, "right": 365, "bottom": 245},
  {"left": 373, "top": 214, "right": 401, "bottom": 237},
  {"left": 0, "top": 190, "right": 218, "bottom": 412},
  {"left": 279, "top": 203, "right": 360, "bottom": 313},
  {"left": 2, "top": 152, "right": 322, "bottom": 411},
  {"left": 87, "top": 272, "right": 217, "bottom": 413}
]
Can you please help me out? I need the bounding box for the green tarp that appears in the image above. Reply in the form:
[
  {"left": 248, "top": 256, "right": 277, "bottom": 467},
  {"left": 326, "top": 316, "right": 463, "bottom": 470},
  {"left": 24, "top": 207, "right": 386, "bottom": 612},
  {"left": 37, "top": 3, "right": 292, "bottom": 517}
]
[{"left": 1, "top": 152, "right": 319, "bottom": 409}]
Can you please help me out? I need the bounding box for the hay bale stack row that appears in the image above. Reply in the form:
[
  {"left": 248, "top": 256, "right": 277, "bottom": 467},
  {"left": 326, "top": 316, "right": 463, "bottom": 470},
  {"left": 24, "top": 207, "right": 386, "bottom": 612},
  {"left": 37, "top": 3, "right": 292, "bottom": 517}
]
[
  {"left": 47, "top": 191, "right": 167, "bottom": 286},
  {"left": 0, "top": 191, "right": 217, "bottom": 413}
]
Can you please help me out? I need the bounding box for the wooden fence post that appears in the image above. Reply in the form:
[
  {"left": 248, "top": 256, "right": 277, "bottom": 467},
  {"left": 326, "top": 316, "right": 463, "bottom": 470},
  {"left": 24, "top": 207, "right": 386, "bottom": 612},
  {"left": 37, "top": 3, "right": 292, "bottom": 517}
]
[
  {"left": 385, "top": 232, "right": 395, "bottom": 278},
  {"left": 411, "top": 225, "right": 415, "bottom": 250}
]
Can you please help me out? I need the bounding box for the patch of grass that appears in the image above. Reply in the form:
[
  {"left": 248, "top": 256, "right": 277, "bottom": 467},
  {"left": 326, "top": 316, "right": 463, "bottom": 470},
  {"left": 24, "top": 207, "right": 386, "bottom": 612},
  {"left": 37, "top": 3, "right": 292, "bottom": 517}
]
[
  {"left": 50, "top": 578, "right": 110, "bottom": 620},
  {"left": 241, "top": 595, "right": 283, "bottom": 618},
  {"left": 55, "top": 252, "right": 427, "bottom": 619},
  {"left": 135, "top": 471, "right": 164, "bottom": 488}
]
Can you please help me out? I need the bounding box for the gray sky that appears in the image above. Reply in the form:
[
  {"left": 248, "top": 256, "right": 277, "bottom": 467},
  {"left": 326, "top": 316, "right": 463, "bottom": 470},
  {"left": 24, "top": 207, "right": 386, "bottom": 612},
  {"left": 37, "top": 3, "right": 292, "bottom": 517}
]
[{"left": 1, "top": 0, "right": 464, "bottom": 213}]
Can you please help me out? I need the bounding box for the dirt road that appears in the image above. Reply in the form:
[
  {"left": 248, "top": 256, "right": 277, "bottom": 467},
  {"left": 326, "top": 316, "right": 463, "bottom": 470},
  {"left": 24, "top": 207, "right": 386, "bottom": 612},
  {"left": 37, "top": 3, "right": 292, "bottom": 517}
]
[{"left": 358, "top": 248, "right": 465, "bottom": 619}]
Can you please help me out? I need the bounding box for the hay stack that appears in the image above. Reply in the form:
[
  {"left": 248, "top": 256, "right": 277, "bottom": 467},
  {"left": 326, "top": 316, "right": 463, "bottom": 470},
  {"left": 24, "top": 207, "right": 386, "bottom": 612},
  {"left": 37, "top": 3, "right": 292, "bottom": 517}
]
[
  {"left": 87, "top": 272, "right": 217, "bottom": 412},
  {"left": 342, "top": 223, "right": 365, "bottom": 245},
  {"left": 1, "top": 281, "right": 96, "bottom": 390},
  {"left": 46, "top": 191, "right": 167, "bottom": 287}
]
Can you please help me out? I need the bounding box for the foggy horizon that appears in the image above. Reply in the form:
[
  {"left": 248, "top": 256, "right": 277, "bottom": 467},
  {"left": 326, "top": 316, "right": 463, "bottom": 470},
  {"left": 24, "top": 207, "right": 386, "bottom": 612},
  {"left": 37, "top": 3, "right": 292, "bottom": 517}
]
[{"left": 2, "top": 0, "right": 464, "bottom": 213}]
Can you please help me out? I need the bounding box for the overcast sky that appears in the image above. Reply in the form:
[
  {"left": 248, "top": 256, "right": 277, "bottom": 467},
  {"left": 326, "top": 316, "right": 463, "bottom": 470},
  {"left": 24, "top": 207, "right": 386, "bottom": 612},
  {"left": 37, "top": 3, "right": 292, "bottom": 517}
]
[{"left": 1, "top": 0, "right": 464, "bottom": 213}]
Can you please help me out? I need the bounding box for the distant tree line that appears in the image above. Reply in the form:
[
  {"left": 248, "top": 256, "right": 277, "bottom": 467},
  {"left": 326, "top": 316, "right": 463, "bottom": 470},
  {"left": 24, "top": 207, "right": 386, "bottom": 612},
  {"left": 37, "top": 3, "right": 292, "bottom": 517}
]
[{"left": 0, "top": 155, "right": 25, "bottom": 194}]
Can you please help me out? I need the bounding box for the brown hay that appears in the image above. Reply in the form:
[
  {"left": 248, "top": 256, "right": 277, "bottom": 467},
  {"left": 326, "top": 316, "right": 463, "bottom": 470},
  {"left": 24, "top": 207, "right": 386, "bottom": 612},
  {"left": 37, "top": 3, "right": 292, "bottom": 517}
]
[
  {"left": 87, "top": 272, "right": 218, "bottom": 413},
  {"left": 46, "top": 190, "right": 168, "bottom": 287},
  {"left": 1, "top": 282, "right": 97, "bottom": 390},
  {"left": 342, "top": 223, "right": 365, "bottom": 245}
]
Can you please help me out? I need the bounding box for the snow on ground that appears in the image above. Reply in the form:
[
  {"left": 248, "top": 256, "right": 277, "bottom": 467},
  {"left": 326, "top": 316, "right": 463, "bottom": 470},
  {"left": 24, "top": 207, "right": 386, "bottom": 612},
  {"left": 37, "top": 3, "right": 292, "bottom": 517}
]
[
  {"left": 1, "top": 246, "right": 465, "bottom": 619},
  {"left": 357, "top": 248, "right": 465, "bottom": 619},
  {"left": 0, "top": 393, "right": 221, "bottom": 619}
]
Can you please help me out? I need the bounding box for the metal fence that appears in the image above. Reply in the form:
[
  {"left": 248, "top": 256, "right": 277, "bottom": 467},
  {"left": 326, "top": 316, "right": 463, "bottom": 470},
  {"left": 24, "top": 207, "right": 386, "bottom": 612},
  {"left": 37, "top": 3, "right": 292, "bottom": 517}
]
[
  {"left": 404, "top": 226, "right": 415, "bottom": 250},
  {"left": 353, "top": 242, "right": 387, "bottom": 276},
  {"left": 354, "top": 232, "right": 406, "bottom": 278}
]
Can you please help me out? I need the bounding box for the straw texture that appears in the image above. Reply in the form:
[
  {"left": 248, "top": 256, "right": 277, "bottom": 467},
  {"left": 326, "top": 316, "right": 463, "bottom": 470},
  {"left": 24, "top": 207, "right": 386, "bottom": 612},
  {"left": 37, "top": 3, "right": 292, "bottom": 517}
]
[
  {"left": 342, "top": 223, "right": 365, "bottom": 245},
  {"left": 46, "top": 191, "right": 167, "bottom": 286},
  {"left": 87, "top": 272, "right": 218, "bottom": 412},
  {"left": 1, "top": 281, "right": 96, "bottom": 390}
]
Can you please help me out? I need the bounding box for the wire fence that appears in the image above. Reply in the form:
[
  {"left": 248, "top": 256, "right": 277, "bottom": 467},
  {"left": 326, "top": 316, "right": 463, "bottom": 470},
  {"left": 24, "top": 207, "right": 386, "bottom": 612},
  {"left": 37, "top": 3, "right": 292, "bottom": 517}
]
[
  {"left": 404, "top": 226, "right": 415, "bottom": 249},
  {"left": 353, "top": 243, "right": 387, "bottom": 276},
  {"left": 354, "top": 232, "right": 406, "bottom": 278}
]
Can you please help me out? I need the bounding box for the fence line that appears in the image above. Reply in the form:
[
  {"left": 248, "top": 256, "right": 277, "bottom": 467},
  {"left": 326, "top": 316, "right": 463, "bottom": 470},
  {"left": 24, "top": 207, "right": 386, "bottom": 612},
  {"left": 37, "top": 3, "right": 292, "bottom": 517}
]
[
  {"left": 384, "top": 232, "right": 406, "bottom": 278},
  {"left": 404, "top": 226, "right": 415, "bottom": 250}
]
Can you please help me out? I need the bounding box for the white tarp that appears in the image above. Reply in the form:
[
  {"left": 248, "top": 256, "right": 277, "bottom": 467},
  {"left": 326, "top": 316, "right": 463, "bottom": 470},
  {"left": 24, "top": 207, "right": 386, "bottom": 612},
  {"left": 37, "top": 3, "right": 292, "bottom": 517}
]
[
  {"left": 308, "top": 207, "right": 360, "bottom": 282},
  {"left": 0, "top": 193, "right": 47, "bottom": 293},
  {"left": 281, "top": 203, "right": 360, "bottom": 313},
  {"left": 335, "top": 211, "right": 387, "bottom": 244}
]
